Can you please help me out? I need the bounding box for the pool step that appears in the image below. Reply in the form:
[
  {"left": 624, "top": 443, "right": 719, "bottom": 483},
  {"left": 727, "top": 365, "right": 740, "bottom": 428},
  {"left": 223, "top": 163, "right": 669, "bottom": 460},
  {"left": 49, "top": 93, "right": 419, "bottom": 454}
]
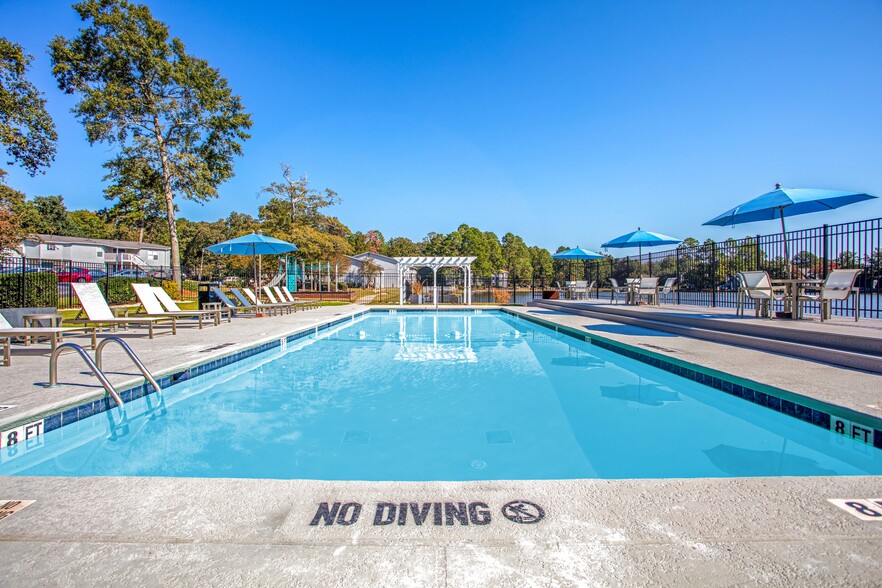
[{"left": 528, "top": 300, "right": 882, "bottom": 374}]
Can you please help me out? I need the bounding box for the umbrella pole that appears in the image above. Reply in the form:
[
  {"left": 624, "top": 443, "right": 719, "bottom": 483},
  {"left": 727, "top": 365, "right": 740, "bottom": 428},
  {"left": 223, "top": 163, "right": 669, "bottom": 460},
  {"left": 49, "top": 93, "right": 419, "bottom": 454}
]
[
  {"left": 779, "top": 208, "right": 790, "bottom": 279},
  {"left": 638, "top": 244, "right": 643, "bottom": 278}
]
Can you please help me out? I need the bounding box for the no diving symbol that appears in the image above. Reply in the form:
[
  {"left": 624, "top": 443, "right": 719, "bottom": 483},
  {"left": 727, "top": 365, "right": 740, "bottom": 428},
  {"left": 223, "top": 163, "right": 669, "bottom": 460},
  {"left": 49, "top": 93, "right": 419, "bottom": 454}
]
[{"left": 501, "top": 500, "right": 545, "bottom": 524}]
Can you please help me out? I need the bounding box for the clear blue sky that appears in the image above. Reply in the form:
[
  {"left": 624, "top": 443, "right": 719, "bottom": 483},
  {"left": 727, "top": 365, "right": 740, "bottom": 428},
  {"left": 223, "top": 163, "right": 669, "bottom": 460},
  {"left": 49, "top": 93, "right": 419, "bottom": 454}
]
[{"left": 2, "top": 0, "right": 882, "bottom": 252}]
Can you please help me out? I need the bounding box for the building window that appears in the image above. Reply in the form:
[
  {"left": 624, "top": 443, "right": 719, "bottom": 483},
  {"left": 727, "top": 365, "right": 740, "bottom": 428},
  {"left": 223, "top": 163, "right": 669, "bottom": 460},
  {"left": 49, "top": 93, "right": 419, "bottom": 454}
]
[
  {"left": 96, "top": 251, "right": 103, "bottom": 258},
  {"left": 45, "top": 244, "right": 57, "bottom": 251},
  {"left": 150, "top": 252, "right": 159, "bottom": 260}
]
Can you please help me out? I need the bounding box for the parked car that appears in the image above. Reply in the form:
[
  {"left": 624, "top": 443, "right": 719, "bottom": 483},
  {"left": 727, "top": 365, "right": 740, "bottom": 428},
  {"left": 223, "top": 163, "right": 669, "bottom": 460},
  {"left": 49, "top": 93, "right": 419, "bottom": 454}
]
[
  {"left": 56, "top": 267, "right": 93, "bottom": 283},
  {"left": 110, "top": 269, "right": 148, "bottom": 279},
  {"left": 149, "top": 269, "right": 172, "bottom": 279},
  {"left": 88, "top": 269, "right": 108, "bottom": 280},
  {"left": 0, "top": 267, "right": 49, "bottom": 275}
]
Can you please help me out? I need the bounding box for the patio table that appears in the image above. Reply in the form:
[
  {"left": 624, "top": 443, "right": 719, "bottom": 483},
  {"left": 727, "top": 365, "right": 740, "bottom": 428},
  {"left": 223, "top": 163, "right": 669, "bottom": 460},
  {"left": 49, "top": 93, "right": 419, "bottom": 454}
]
[
  {"left": 771, "top": 278, "right": 824, "bottom": 319},
  {"left": 22, "top": 312, "right": 64, "bottom": 346},
  {"left": 626, "top": 279, "right": 640, "bottom": 305}
]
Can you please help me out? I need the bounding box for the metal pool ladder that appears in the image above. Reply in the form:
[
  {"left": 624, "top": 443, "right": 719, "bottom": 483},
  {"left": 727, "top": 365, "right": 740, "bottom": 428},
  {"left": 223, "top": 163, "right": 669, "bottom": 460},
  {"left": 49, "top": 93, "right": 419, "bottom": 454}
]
[{"left": 48, "top": 336, "right": 162, "bottom": 409}]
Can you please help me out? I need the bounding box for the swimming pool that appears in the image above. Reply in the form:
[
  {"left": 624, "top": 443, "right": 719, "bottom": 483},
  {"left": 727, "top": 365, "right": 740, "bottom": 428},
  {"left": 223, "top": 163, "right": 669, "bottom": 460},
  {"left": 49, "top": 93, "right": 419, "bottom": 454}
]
[{"left": 2, "top": 310, "right": 880, "bottom": 480}]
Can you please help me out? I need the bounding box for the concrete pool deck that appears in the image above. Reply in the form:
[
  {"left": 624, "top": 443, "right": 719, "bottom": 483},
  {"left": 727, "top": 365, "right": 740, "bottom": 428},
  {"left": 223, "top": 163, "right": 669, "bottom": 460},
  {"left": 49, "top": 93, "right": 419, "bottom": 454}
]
[{"left": 0, "top": 303, "right": 881, "bottom": 585}]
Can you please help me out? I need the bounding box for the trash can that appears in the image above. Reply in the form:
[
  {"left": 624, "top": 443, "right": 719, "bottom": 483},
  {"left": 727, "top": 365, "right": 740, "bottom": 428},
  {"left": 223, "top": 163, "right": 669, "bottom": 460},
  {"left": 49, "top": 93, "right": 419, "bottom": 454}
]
[{"left": 197, "top": 282, "right": 220, "bottom": 309}]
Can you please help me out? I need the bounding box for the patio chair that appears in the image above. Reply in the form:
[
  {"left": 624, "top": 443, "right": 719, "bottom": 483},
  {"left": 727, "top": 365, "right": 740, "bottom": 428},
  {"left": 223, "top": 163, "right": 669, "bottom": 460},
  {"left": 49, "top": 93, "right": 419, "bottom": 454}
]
[
  {"left": 210, "top": 287, "right": 257, "bottom": 316},
  {"left": 608, "top": 278, "right": 631, "bottom": 304},
  {"left": 634, "top": 277, "right": 660, "bottom": 305},
  {"left": 796, "top": 269, "right": 863, "bottom": 322},
  {"left": 585, "top": 280, "right": 597, "bottom": 299},
  {"left": 151, "top": 285, "right": 232, "bottom": 325},
  {"left": 130, "top": 283, "right": 223, "bottom": 328},
  {"left": 736, "top": 271, "right": 787, "bottom": 318},
  {"left": 659, "top": 278, "right": 677, "bottom": 304},
  {"left": 572, "top": 280, "right": 588, "bottom": 300},
  {"left": 70, "top": 282, "right": 176, "bottom": 337},
  {"left": 0, "top": 313, "right": 97, "bottom": 367},
  {"left": 275, "top": 286, "right": 319, "bottom": 310}
]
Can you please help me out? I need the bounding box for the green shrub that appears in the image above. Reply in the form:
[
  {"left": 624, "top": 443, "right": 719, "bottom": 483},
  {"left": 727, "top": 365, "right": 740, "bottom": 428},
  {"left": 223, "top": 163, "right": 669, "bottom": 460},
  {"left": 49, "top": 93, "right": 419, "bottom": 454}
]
[
  {"left": 0, "top": 271, "right": 58, "bottom": 308},
  {"left": 94, "top": 277, "right": 163, "bottom": 305}
]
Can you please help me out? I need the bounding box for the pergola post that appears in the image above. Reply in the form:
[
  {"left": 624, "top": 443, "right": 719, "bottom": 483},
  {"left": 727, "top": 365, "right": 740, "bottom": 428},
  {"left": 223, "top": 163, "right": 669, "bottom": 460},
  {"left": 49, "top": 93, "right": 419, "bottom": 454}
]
[{"left": 433, "top": 267, "right": 438, "bottom": 309}]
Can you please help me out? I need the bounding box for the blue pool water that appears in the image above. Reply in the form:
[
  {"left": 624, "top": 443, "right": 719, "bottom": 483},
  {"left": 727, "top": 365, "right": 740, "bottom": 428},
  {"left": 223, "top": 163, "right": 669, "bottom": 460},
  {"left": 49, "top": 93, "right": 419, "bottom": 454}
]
[{"left": 2, "top": 311, "right": 880, "bottom": 480}]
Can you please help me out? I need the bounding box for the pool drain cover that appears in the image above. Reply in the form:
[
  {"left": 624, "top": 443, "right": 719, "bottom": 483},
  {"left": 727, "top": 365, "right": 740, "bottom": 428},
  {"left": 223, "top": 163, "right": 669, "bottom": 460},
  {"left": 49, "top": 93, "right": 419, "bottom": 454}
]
[
  {"left": 486, "top": 430, "right": 514, "bottom": 444},
  {"left": 343, "top": 430, "right": 371, "bottom": 444}
]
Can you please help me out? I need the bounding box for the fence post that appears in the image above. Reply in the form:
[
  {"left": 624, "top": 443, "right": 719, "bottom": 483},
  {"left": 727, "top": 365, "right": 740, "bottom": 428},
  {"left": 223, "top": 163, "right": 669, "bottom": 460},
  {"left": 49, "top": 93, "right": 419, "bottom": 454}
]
[
  {"left": 755, "top": 235, "right": 761, "bottom": 271},
  {"left": 20, "top": 256, "right": 26, "bottom": 307},
  {"left": 675, "top": 247, "right": 681, "bottom": 305},
  {"left": 512, "top": 274, "right": 516, "bottom": 305},
  {"left": 711, "top": 241, "right": 717, "bottom": 308},
  {"left": 822, "top": 224, "right": 829, "bottom": 277},
  {"left": 648, "top": 252, "right": 652, "bottom": 277}
]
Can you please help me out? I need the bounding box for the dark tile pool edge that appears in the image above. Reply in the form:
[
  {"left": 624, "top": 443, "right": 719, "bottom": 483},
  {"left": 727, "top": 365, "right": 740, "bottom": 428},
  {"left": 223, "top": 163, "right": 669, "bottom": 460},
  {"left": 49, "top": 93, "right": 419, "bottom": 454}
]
[
  {"left": 6, "top": 309, "right": 372, "bottom": 435},
  {"left": 503, "top": 308, "right": 882, "bottom": 450}
]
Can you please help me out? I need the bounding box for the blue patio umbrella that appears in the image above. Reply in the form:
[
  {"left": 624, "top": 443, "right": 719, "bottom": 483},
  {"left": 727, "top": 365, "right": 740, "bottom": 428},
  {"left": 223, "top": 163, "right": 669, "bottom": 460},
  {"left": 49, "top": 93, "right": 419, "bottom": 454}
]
[
  {"left": 703, "top": 185, "right": 877, "bottom": 277},
  {"left": 551, "top": 246, "right": 605, "bottom": 260},
  {"left": 552, "top": 246, "right": 605, "bottom": 282},
  {"left": 601, "top": 228, "right": 681, "bottom": 276},
  {"left": 206, "top": 233, "right": 297, "bottom": 289}
]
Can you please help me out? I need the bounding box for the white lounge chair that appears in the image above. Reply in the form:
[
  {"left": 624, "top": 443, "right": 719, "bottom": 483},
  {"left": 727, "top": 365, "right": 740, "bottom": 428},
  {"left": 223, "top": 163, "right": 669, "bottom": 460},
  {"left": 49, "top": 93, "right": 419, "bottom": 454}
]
[
  {"left": 130, "top": 283, "right": 224, "bottom": 328},
  {"left": 152, "top": 287, "right": 232, "bottom": 324},
  {"left": 230, "top": 288, "right": 288, "bottom": 316},
  {"left": 0, "top": 313, "right": 98, "bottom": 366},
  {"left": 70, "top": 282, "right": 177, "bottom": 337},
  {"left": 262, "top": 286, "right": 300, "bottom": 312},
  {"left": 243, "top": 287, "right": 294, "bottom": 314},
  {"left": 210, "top": 287, "right": 256, "bottom": 316},
  {"left": 736, "top": 271, "right": 787, "bottom": 318},
  {"left": 274, "top": 286, "right": 319, "bottom": 310},
  {"left": 797, "top": 269, "right": 863, "bottom": 321}
]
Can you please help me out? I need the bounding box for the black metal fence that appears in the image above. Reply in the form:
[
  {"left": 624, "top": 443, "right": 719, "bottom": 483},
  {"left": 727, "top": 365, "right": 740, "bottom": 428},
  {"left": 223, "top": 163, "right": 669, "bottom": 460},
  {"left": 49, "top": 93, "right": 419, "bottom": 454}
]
[
  {"left": 0, "top": 256, "right": 176, "bottom": 309},
  {"left": 3, "top": 216, "right": 882, "bottom": 316},
  {"left": 569, "top": 217, "right": 882, "bottom": 319}
]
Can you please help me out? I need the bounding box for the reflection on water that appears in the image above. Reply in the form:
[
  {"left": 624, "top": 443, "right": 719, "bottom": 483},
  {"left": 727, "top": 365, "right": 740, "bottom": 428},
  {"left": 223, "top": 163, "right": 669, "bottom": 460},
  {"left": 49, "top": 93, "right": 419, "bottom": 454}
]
[
  {"left": 704, "top": 443, "right": 838, "bottom": 477},
  {"left": 600, "top": 381, "right": 680, "bottom": 407}
]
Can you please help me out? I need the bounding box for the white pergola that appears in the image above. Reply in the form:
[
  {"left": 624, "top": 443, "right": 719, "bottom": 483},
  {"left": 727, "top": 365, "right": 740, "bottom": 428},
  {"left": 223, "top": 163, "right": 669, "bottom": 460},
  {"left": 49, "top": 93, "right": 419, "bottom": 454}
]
[{"left": 395, "top": 256, "right": 477, "bottom": 306}]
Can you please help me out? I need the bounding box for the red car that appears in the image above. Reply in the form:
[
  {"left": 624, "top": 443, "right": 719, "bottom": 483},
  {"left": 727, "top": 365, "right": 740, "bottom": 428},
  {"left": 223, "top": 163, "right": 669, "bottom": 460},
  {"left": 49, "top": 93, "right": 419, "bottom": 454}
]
[{"left": 56, "top": 267, "right": 93, "bottom": 283}]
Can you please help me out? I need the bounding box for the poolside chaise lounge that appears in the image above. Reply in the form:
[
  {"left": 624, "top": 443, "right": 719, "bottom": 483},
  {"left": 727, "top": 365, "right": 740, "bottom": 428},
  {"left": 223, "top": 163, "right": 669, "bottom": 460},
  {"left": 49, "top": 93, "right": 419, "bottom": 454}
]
[
  {"left": 0, "top": 313, "right": 98, "bottom": 366},
  {"left": 70, "top": 283, "right": 177, "bottom": 338},
  {"left": 152, "top": 286, "right": 232, "bottom": 324},
  {"left": 262, "top": 286, "right": 301, "bottom": 312},
  {"left": 210, "top": 287, "right": 257, "bottom": 316},
  {"left": 230, "top": 288, "right": 289, "bottom": 316},
  {"left": 130, "top": 283, "right": 225, "bottom": 328},
  {"left": 240, "top": 288, "right": 293, "bottom": 315},
  {"left": 276, "top": 286, "right": 319, "bottom": 310}
]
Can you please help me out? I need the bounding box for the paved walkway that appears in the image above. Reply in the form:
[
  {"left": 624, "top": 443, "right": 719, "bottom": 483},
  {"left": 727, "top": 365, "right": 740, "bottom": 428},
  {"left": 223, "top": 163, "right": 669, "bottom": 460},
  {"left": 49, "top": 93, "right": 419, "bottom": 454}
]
[{"left": 0, "top": 303, "right": 880, "bottom": 585}]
